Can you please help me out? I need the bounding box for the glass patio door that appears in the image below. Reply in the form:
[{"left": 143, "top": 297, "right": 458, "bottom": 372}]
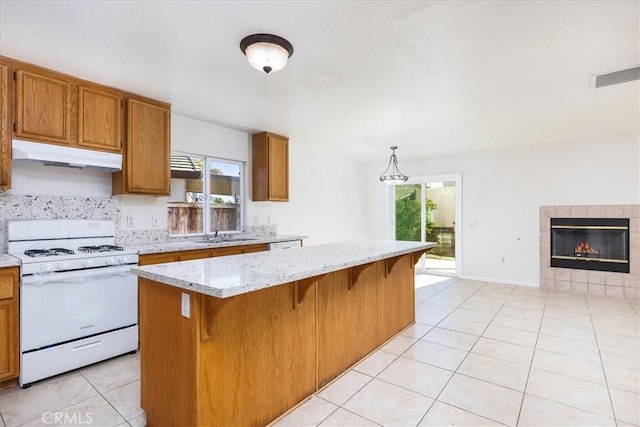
[{"left": 393, "top": 174, "right": 461, "bottom": 276}]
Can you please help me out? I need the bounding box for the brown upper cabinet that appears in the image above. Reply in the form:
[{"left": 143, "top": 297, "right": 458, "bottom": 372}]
[
  {"left": 0, "top": 57, "right": 11, "bottom": 189},
  {"left": 78, "top": 84, "right": 123, "bottom": 152},
  {"left": 112, "top": 97, "right": 170, "bottom": 195},
  {"left": 5, "top": 56, "right": 171, "bottom": 195},
  {"left": 252, "top": 132, "right": 289, "bottom": 202},
  {"left": 12, "top": 59, "right": 126, "bottom": 154},
  {"left": 14, "top": 63, "right": 75, "bottom": 145}
]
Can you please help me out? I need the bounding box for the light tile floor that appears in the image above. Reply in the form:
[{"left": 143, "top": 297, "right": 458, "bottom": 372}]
[
  {"left": 0, "top": 353, "right": 143, "bottom": 427},
  {"left": 1, "top": 276, "right": 638, "bottom": 426},
  {"left": 275, "top": 276, "right": 640, "bottom": 427}
]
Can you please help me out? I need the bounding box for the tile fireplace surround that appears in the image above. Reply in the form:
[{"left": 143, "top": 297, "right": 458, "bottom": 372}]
[{"left": 540, "top": 204, "right": 639, "bottom": 298}]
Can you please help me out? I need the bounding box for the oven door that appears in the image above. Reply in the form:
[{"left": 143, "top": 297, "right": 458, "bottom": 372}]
[{"left": 21, "top": 265, "right": 137, "bottom": 352}]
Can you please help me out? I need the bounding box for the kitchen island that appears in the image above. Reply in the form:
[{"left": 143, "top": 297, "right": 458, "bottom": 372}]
[{"left": 132, "top": 240, "right": 434, "bottom": 427}]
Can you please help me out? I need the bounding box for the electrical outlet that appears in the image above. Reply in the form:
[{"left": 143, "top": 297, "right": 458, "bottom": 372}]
[
  {"left": 501, "top": 257, "right": 506, "bottom": 263},
  {"left": 126, "top": 216, "right": 135, "bottom": 228},
  {"left": 181, "top": 293, "right": 190, "bottom": 318},
  {"left": 152, "top": 216, "right": 159, "bottom": 228}
]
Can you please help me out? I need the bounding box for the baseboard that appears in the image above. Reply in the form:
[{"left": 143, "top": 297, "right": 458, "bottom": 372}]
[{"left": 459, "top": 275, "right": 540, "bottom": 288}]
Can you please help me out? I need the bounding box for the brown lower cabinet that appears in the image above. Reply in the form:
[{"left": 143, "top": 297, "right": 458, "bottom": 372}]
[
  {"left": 138, "top": 243, "right": 269, "bottom": 266},
  {"left": 0, "top": 267, "right": 19, "bottom": 389},
  {"left": 139, "top": 251, "right": 423, "bottom": 426}
]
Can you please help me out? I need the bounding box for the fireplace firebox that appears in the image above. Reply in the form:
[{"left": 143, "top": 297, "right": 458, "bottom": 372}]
[{"left": 551, "top": 218, "right": 630, "bottom": 273}]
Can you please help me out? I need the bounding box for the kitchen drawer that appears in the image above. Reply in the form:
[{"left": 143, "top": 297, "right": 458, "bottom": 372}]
[{"left": 0, "top": 276, "right": 14, "bottom": 300}]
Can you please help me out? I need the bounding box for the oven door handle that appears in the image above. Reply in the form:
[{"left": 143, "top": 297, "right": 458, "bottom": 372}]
[{"left": 22, "top": 265, "right": 134, "bottom": 286}]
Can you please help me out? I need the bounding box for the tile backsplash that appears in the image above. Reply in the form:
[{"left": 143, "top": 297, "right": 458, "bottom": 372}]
[{"left": 0, "top": 195, "right": 120, "bottom": 252}]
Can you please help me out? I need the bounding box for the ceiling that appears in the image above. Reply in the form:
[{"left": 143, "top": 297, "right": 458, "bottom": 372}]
[{"left": 1, "top": 1, "right": 638, "bottom": 162}]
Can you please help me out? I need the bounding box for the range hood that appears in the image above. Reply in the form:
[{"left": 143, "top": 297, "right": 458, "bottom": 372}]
[{"left": 12, "top": 139, "right": 122, "bottom": 171}]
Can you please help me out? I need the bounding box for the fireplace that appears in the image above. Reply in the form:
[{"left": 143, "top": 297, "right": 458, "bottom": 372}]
[{"left": 551, "top": 218, "right": 630, "bottom": 273}]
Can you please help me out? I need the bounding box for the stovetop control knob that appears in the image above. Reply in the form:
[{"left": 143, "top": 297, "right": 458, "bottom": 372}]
[
  {"left": 83, "top": 259, "right": 94, "bottom": 268},
  {"left": 58, "top": 262, "right": 70, "bottom": 271},
  {"left": 41, "top": 263, "right": 54, "bottom": 273},
  {"left": 107, "top": 257, "right": 118, "bottom": 266}
]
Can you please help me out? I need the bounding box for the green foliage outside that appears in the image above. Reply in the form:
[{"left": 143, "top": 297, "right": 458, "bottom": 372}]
[{"left": 395, "top": 190, "right": 439, "bottom": 243}]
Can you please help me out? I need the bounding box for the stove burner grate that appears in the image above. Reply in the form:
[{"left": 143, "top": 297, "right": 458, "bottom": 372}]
[
  {"left": 24, "top": 248, "right": 75, "bottom": 257},
  {"left": 77, "top": 245, "right": 124, "bottom": 253}
]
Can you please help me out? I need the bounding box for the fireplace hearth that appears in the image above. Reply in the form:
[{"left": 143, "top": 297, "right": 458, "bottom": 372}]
[{"left": 551, "top": 218, "right": 630, "bottom": 273}]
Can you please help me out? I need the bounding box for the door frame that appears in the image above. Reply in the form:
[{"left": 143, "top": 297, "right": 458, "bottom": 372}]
[{"left": 389, "top": 172, "right": 462, "bottom": 277}]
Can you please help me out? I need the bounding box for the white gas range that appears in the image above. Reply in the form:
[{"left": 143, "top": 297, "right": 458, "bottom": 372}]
[{"left": 7, "top": 219, "right": 139, "bottom": 387}]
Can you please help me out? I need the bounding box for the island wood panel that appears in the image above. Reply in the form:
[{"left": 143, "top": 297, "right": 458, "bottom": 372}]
[
  {"left": 316, "top": 263, "right": 379, "bottom": 387},
  {"left": 0, "top": 57, "right": 10, "bottom": 189},
  {"left": 139, "top": 279, "right": 197, "bottom": 426},
  {"left": 139, "top": 280, "right": 317, "bottom": 427},
  {"left": 377, "top": 254, "right": 415, "bottom": 343},
  {"left": 196, "top": 281, "right": 317, "bottom": 426}
]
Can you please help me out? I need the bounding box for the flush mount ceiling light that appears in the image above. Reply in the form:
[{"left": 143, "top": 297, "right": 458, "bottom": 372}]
[
  {"left": 379, "top": 146, "right": 409, "bottom": 185},
  {"left": 240, "top": 33, "right": 294, "bottom": 74}
]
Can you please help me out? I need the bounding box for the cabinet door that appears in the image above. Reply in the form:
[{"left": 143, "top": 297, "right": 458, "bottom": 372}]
[
  {"left": 125, "top": 98, "right": 170, "bottom": 195},
  {"left": 0, "top": 57, "right": 10, "bottom": 188},
  {"left": 78, "top": 85, "right": 122, "bottom": 152},
  {"left": 178, "top": 249, "right": 211, "bottom": 262},
  {"left": 242, "top": 244, "right": 268, "bottom": 254},
  {"left": 0, "top": 269, "right": 18, "bottom": 382},
  {"left": 15, "top": 67, "right": 74, "bottom": 145},
  {"left": 267, "top": 135, "right": 288, "bottom": 201}
]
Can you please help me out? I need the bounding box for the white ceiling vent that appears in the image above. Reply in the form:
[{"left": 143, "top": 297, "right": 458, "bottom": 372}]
[{"left": 594, "top": 66, "right": 640, "bottom": 88}]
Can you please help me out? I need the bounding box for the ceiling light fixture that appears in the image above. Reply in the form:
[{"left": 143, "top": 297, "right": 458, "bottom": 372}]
[
  {"left": 379, "top": 146, "right": 409, "bottom": 185},
  {"left": 240, "top": 33, "right": 294, "bottom": 74}
]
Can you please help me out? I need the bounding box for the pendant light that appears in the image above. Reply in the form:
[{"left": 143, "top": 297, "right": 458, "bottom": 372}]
[
  {"left": 379, "top": 146, "right": 409, "bottom": 185},
  {"left": 240, "top": 34, "right": 294, "bottom": 74}
]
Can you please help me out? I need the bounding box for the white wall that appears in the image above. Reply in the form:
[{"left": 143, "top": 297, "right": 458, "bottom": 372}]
[
  {"left": 366, "top": 136, "right": 640, "bottom": 286},
  {"left": 248, "top": 142, "right": 368, "bottom": 245}
]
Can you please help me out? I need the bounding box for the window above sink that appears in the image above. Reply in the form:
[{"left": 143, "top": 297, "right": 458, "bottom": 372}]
[{"left": 168, "top": 152, "right": 244, "bottom": 236}]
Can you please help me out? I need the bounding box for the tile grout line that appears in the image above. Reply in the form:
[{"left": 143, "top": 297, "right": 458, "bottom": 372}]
[
  {"left": 585, "top": 296, "right": 620, "bottom": 425},
  {"left": 413, "top": 279, "right": 486, "bottom": 425},
  {"left": 514, "top": 283, "right": 550, "bottom": 426},
  {"left": 78, "top": 370, "right": 129, "bottom": 425},
  {"left": 78, "top": 366, "right": 141, "bottom": 425},
  {"left": 414, "top": 280, "right": 520, "bottom": 427}
]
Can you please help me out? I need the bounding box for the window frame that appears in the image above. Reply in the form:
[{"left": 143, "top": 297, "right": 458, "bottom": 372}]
[{"left": 169, "top": 151, "right": 245, "bottom": 236}]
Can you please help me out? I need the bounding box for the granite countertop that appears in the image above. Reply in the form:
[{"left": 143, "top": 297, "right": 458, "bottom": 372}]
[
  {"left": 131, "top": 240, "right": 436, "bottom": 298},
  {"left": 129, "top": 235, "right": 306, "bottom": 255},
  {"left": 0, "top": 254, "right": 21, "bottom": 268}
]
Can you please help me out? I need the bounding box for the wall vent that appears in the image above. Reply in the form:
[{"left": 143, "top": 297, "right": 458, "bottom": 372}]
[{"left": 594, "top": 66, "right": 640, "bottom": 88}]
